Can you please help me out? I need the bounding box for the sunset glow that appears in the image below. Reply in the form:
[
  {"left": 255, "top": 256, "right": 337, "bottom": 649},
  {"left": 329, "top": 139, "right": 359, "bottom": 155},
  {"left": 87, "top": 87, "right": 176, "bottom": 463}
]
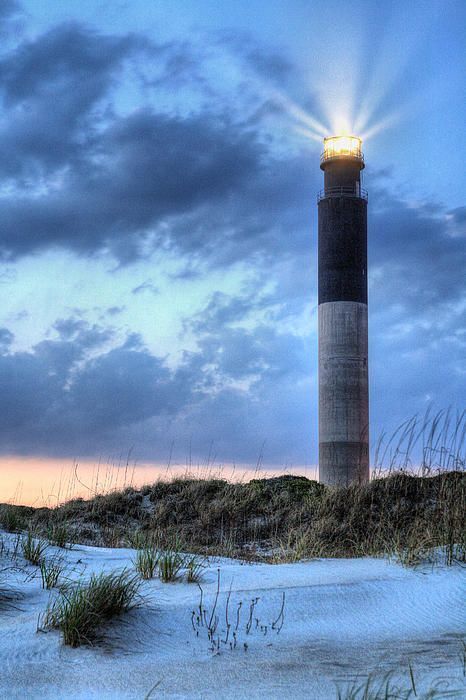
[{"left": 0, "top": 457, "right": 317, "bottom": 507}]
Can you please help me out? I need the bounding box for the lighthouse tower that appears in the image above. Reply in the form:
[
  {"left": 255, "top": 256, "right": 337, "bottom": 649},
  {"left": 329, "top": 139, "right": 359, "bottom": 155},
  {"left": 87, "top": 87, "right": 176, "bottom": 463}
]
[{"left": 318, "top": 135, "right": 369, "bottom": 486}]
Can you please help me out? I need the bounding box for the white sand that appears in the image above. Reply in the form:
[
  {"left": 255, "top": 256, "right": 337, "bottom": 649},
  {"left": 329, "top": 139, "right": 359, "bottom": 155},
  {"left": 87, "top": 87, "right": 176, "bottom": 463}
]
[{"left": 1, "top": 532, "right": 465, "bottom": 699}]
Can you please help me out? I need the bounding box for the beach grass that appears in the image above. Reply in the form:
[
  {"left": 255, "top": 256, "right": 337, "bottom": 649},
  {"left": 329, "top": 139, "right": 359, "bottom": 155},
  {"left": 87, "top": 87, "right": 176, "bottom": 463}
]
[{"left": 42, "top": 569, "right": 141, "bottom": 647}]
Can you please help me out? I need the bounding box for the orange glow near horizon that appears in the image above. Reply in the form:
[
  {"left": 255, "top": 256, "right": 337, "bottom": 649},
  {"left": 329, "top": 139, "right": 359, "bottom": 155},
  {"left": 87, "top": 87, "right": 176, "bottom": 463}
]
[{"left": 0, "top": 456, "right": 318, "bottom": 507}]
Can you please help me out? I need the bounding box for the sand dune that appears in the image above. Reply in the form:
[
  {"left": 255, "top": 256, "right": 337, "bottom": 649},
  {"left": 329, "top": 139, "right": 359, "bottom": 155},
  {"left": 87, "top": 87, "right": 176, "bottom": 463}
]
[{"left": 1, "top": 534, "right": 465, "bottom": 699}]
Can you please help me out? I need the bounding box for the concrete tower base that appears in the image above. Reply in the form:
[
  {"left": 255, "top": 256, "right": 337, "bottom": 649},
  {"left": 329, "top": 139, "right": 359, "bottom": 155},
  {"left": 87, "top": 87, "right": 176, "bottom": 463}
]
[{"left": 318, "top": 301, "right": 369, "bottom": 486}]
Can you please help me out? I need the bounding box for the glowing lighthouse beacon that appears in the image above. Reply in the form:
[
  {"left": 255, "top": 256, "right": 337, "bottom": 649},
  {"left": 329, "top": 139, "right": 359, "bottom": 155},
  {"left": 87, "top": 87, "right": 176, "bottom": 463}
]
[{"left": 318, "top": 135, "right": 369, "bottom": 486}]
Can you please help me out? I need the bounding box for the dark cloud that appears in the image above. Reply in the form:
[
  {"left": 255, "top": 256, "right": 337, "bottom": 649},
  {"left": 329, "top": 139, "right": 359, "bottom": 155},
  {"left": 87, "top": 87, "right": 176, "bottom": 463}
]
[
  {"left": 0, "top": 24, "right": 131, "bottom": 106},
  {"left": 0, "top": 21, "right": 316, "bottom": 265},
  {"left": 0, "top": 319, "right": 191, "bottom": 456},
  {"left": 0, "top": 0, "right": 26, "bottom": 45},
  {"left": 53, "top": 318, "right": 90, "bottom": 339},
  {"left": 217, "top": 29, "right": 293, "bottom": 84},
  {"left": 132, "top": 280, "right": 159, "bottom": 295},
  {"left": 53, "top": 317, "right": 113, "bottom": 348},
  {"left": 0, "top": 311, "right": 313, "bottom": 463},
  {"left": 368, "top": 188, "right": 466, "bottom": 316},
  {"left": 0, "top": 327, "right": 14, "bottom": 350},
  {"left": 64, "top": 347, "right": 177, "bottom": 432},
  {"left": 0, "top": 107, "right": 283, "bottom": 262},
  {"left": 449, "top": 206, "right": 466, "bottom": 235},
  {"left": 0, "top": 0, "right": 23, "bottom": 36},
  {"left": 0, "top": 23, "right": 149, "bottom": 181},
  {"left": 0, "top": 0, "right": 20, "bottom": 21},
  {"left": 105, "top": 306, "right": 125, "bottom": 316},
  {"left": 188, "top": 291, "right": 262, "bottom": 333}
]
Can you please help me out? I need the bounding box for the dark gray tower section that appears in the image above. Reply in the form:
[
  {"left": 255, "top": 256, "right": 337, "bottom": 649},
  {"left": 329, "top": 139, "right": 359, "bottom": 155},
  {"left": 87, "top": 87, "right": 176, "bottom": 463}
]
[{"left": 318, "top": 136, "right": 369, "bottom": 486}]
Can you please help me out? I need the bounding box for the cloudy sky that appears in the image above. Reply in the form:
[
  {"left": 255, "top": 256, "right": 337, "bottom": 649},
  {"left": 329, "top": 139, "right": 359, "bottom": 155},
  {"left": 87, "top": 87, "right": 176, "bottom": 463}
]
[{"left": 0, "top": 0, "right": 464, "bottom": 497}]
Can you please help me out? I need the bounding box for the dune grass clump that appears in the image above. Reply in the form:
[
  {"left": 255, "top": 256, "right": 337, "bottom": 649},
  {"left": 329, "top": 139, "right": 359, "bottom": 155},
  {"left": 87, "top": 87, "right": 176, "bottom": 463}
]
[
  {"left": 142, "top": 474, "right": 324, "bottom": 553},
  {"left": 126, "top": 529, "right": 151, "bottom": 550},
  {"left": 307, "top": 469, "right": 466, "bottom": 565},
  {"left": 0, "top": 505, "right": 27, "bottom": 533},
  {"left": 336, "top": 667, "right": 465, "bottom": 699},
  {"left": 89, "top": 488, "right": 144, "bottom": 520},
  {"left": 185, "top": 554, "right": 206, "bottom": 583},
  {"left": 337, "top": 672, "right": 413, "bottom": 699},
  {"left": 43, "top": 569, "right": 141, "bottom": 647},
  {"left": 21, "top": 530, "right": 48, "bottom": 566},
  {"left": 158, "top": 548, "right": 184, "bottom": 582},
  {"left": 134, "top": 546, "right": 159, "bottom": 579},
  {"left": 47, "top": 523, "right": 72, "bottom": 549},
  {"left": 132, "top": 540, "right": 205, "bottom": 582},
  {"left": 40, "top": 557, "right": 65, "bottom": 590}
]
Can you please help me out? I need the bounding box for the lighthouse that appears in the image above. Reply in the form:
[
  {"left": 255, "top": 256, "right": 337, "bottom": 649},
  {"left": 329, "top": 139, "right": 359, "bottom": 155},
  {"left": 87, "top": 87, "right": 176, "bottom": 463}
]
[{"left": 318, "top": 135, "right": 369, "bottom": 486}]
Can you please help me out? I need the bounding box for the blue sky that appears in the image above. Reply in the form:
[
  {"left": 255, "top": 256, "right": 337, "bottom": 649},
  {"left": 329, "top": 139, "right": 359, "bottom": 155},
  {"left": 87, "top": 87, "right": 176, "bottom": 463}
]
[{"left": 0, "top": 0, "right": 464, "bottom": 477}]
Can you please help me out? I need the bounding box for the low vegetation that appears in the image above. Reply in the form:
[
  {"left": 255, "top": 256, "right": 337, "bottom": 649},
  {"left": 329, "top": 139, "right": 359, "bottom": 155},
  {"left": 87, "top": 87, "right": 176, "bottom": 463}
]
[
  {"left": 40, "top": 556, "right": 65, "bottom": 590},
  {"left": 336, "top": 667, "right": 465, "bottom": 699},
  {"left": 0, "top": 504, "right": 32, "bottom": 533},
  {"left": 0, "top": 470, "right": 464, "bottom": 566},
  {"left": 158, "top": 547, "right": 185, "bottom": 582},
  {"left": 47, "top": 522, "right": 72, "bottom": 549},
  {"left": 21, "top": 530, "right": 48, "bottom": 566},
  {"left": 42, "top": 569, "right": 141, "bottom": 647},
  {"left": 185, "top": 554, "right": 206, "bottom": 583},
  {"left": 133, "top": 546, "right": 158, "bottom": 579}
]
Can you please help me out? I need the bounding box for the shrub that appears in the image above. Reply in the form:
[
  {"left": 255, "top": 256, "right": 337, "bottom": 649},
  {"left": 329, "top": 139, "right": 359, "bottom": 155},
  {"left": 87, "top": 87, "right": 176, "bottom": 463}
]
[
  {"left": 90, "top": 489, "right": 143, "bottom": 521},
  {"left": 43, "top": 569, "right": 141, "bottom": 647}
]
